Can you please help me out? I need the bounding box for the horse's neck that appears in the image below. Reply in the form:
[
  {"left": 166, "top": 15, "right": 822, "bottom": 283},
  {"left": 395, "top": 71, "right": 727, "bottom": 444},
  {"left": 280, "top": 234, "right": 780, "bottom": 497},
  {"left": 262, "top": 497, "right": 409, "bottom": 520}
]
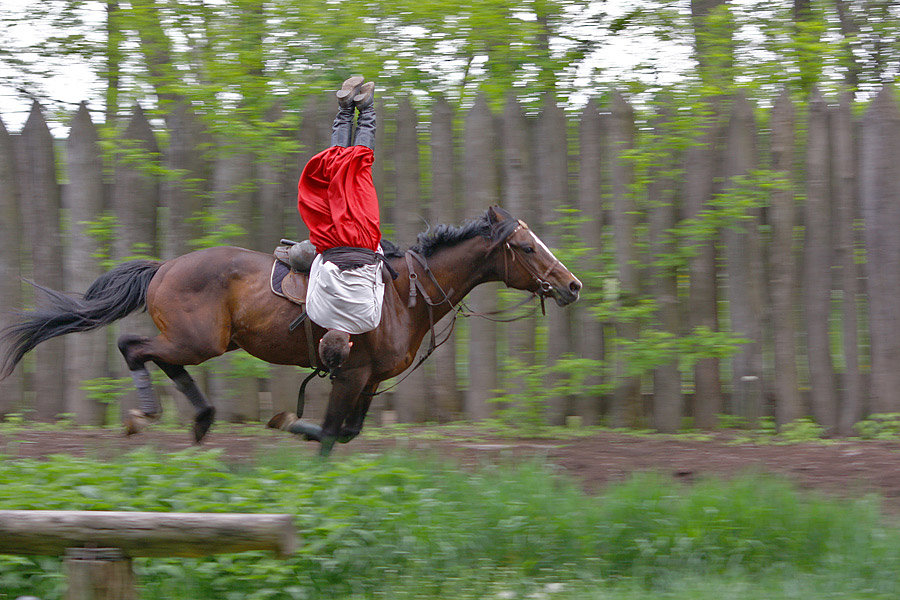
[{"left": 415, "top": 239, "right": 495, "bottom": 318}]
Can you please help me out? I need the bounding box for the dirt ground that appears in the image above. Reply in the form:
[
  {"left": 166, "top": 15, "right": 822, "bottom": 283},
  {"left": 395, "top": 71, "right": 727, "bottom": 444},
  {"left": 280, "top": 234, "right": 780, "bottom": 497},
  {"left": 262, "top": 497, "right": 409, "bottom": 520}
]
[{"left": 3, "top": 424, "right": 900, "bottom": 513}]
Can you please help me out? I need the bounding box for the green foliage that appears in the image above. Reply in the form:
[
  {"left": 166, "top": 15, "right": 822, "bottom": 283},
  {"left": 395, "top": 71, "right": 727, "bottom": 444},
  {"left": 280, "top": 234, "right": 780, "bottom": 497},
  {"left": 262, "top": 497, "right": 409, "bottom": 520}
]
[
  {"left": 0, "top": 450, "right": 899, "bottom": 599},
  {"left": 853, "top": 413, "right": 900, "bottom": 440}
]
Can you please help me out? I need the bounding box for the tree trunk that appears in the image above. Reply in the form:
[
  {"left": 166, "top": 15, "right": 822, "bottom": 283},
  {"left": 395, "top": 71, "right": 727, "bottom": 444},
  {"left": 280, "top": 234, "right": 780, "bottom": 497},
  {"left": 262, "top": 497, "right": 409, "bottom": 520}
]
[
  {"left": 63, "top": 104, "right": 108, "bottom": 426},
  {"left": 0, "top": 116, "right": 22, "bottom": 417},
  {"left": 428, "top": 95, "right": 462, "bottom": 421},
  {"left": 462, "top": 95, "right": 498, "bottom": 420},
  {"left": 861, "top": 86, "right": 900, "bottom": 414},
  {"left": 721, "top": 92, "right": 764, "bottom": 424},
  {"left": 803, "top": 88, "right": 838, "bottom": 431},
  {"left": 575, "top": 99, "right": 605, "bottom": 426},
  {"left": 534, "top": 92, "right": 571, "bottom": 426},
  {"left": 16, "top": 102, "right": 66, "bottom": 421},
  {"left": 609, "top": 92, "right": 642, "bottom": 427},
  {"left": 768, "top": 88, "right": 804, "bottom": 425},
  {"left": 831, "top": 92, "right": 864, "bottom": 434}
]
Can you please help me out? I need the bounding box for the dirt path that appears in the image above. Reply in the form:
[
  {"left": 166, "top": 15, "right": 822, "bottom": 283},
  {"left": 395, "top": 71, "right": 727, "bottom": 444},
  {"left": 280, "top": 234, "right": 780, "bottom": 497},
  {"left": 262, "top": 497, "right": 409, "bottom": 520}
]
[{"left": 3, "top": 425, "right": 900, "bottom": 512}]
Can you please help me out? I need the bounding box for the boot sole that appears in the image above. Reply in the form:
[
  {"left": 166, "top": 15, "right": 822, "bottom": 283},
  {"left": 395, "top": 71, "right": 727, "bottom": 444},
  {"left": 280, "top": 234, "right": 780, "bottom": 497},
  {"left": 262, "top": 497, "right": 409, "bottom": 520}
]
[{"left": 336, "top": 75, "right": 364, "bottom": 101}]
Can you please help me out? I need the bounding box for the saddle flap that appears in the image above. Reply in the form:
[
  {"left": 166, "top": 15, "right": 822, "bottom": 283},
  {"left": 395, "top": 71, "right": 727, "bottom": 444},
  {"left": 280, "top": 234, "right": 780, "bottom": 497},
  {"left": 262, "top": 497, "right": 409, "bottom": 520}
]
[
  {"left": 271, "top": 260, "right": 309, "bottom": 306},
  {"left": 281, "top": 272, "right": 309, "bottom": 305}
]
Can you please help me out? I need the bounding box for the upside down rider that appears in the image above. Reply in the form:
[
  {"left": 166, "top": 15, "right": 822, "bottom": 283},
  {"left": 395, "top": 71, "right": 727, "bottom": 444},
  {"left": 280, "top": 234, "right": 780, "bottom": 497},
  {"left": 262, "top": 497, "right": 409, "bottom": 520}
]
[{"left": 296, "top": 75, "right": 392, "bottom": 371}]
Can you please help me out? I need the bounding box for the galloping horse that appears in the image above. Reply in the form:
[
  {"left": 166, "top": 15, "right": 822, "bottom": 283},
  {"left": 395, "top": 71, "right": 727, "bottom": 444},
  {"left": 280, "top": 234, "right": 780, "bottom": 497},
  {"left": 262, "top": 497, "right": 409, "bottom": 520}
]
[{"left": 0, "top": 206, "right": 581, "bottom": 454}]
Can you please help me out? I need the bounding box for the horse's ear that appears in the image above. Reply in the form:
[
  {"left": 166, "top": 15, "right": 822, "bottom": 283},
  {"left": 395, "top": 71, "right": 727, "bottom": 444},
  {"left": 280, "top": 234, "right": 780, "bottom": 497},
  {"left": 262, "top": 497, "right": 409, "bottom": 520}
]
[{"left": 488, "top": 205, "right": 508, "bottom": 224}]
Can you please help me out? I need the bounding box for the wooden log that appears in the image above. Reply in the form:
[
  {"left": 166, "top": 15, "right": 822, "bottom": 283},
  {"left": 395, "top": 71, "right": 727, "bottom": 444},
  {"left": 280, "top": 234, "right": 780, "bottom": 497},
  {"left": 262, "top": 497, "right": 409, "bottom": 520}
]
[{"left": 0, "top": 511, "right": 296, "bottom": 558}]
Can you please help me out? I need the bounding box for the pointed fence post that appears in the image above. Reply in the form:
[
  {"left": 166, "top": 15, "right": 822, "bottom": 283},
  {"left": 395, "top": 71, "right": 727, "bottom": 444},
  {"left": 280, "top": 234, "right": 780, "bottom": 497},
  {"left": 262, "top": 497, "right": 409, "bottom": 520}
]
[
  {"left": 769, "top": 88, "right": 803, "bottom": 426},
  {"left": 428, "top": 95, "right": 462, "bottom": 420},
  {"left": 534, "top": 92, "right": 572, "bottom": 426},
  {"left": 16, "top": 102, "right": 66, "bottom": 421},
  {"left": 803, "top": 88, "right": 838, "bottom": 431},
  {"left": 721, "top": 92, "right": 764, "bottom": 425},
  {"left": 63, "top": 103, "right": 108, "bottom": 425},
  {"left": 393, "top": 97, "right": 430, "bottom": 423},
  {"left": 574, "top": 99, "right": 605, "bottom": 426},
  {"left": 0, "top": 116, "right": 22, "bottom": 416},
  {"left": 463, "top": 95, "right": 499, "bottom": 420},
  {"left": 609, "top": 92, "right": 642, "bottom": 428},
  {"left": 831, "top": 92, "right": 864, "bottom": 434},
  {"left": 683, "top": 100, "right": 723, "bottom": 428},
  {"left": 861, "top": 85, "right": 900, "bottom": 414}
]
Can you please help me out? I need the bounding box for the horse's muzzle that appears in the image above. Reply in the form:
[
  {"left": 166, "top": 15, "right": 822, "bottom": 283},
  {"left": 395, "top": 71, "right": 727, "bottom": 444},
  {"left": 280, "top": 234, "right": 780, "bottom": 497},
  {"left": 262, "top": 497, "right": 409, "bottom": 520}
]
[{"left": 552, "top": 277, "right": 582, "bottom": 307}]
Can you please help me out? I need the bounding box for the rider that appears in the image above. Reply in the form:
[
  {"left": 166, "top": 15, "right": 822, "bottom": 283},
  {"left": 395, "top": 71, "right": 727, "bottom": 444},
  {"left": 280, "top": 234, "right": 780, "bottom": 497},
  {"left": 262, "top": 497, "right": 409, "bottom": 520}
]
[{"left": 297, "top": 75, "right": 387, "bottom": 371}]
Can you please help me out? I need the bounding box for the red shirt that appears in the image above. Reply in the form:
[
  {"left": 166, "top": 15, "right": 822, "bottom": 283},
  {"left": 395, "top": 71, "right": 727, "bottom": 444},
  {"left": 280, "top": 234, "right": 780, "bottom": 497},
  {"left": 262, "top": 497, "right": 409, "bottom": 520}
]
[{"left": 297, "top": 145, "right": 381, "bottom": 253}]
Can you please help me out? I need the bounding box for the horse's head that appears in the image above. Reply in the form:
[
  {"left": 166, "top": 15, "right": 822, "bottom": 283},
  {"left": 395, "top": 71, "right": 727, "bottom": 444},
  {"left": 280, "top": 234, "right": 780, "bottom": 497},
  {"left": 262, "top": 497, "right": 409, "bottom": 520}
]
[{"left": 487, "top": 206, "right": 582, "bottom": 307}]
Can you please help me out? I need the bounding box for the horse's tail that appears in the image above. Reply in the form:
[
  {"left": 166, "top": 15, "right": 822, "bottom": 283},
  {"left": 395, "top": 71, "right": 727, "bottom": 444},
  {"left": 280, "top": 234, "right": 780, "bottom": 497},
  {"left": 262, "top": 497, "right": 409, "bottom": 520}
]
[{"left": 0, "top": 259, "right": 162, "bottom": 379}]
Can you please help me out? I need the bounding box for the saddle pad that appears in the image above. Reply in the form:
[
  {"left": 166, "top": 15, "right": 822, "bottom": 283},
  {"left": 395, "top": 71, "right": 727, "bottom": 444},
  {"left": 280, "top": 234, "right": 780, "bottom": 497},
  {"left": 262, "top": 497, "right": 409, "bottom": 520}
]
[{"left": 270, "top": 260, "right": 308, "bottom": 305}]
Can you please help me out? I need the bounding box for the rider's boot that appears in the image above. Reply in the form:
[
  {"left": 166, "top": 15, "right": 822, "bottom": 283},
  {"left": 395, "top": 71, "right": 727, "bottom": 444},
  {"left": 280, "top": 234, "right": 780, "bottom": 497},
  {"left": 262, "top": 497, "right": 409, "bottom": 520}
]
[
  {"left": 332, "top": 75, "right": 363, "bottom": 147},
  {"left": 353, "top": 82, "right": 376, "bottom": 149}
]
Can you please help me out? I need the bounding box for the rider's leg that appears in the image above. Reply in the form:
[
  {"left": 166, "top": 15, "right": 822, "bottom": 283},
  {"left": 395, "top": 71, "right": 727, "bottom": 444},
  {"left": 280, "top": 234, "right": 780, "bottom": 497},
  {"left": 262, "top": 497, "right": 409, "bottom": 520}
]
[
  {"left": 332, "top": 75, "right": 363, "bottom": 147},
  {"left": 353, "top": 82, "right": 376, "bottom": 149}
]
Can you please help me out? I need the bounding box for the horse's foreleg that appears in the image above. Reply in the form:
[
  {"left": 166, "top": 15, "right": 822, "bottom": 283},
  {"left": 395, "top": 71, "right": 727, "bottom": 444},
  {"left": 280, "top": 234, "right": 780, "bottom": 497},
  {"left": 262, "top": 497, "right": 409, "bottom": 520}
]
[{"left": 337, "top": 381, "right": 379, "bottom": 443}]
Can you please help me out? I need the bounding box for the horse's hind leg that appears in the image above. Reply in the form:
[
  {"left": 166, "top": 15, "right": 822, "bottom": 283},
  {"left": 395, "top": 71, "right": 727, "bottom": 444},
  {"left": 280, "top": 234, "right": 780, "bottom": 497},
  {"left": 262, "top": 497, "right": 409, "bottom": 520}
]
[
  {"left": 154, "top": 361, "right": 216, "bottom": 443},
  {"left": 117, "top": 332, "right": 222, "bottom": 442}
]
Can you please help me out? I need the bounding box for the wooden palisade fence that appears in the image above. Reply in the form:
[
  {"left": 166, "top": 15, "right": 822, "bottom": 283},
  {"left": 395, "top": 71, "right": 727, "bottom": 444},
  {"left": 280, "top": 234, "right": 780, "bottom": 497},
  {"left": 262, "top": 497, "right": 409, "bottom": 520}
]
[{"left": 1, "top": 86, "right": 899, "bottom": 434}]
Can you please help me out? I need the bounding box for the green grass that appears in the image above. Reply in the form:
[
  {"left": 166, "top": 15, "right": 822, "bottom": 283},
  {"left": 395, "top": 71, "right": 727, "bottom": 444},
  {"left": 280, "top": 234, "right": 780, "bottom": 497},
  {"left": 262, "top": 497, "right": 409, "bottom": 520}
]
[{"left": 0, "top": 447, "right": 897, "bottom": 599}]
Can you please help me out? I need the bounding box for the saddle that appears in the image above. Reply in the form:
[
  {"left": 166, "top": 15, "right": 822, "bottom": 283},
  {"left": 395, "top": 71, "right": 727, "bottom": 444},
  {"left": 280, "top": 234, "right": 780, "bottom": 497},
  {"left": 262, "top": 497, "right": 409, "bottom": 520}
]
[{"left": 271, "top": 240, "right": 316, "bottom": 306}]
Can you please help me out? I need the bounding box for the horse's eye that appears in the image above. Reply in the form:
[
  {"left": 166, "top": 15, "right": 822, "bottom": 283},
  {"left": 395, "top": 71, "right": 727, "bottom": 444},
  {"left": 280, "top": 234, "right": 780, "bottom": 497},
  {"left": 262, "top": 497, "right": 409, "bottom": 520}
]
[{"left": 521, "top": 245, "right": 535, "bottom": 254}]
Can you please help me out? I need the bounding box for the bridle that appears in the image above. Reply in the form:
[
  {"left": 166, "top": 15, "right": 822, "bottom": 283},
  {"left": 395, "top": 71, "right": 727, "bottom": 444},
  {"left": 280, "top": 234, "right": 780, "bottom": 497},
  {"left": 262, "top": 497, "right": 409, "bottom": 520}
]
[{"left": 501, "top": 220, "right": 564, "bottom": 304}]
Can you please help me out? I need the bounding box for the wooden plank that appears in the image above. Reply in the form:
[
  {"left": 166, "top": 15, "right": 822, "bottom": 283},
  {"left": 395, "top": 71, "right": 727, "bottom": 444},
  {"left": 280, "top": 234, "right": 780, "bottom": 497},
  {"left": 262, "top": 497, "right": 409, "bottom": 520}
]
[{"left": 0, "top": 511, "right": 296, "bottom": 558}]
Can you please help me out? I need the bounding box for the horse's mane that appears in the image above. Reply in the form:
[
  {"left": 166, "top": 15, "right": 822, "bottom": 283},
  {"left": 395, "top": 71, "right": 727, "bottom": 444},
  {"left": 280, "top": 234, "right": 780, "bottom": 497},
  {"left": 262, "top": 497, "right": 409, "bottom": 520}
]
[{"left": 381, "top": 207, "right": 519, "bottom": 259}]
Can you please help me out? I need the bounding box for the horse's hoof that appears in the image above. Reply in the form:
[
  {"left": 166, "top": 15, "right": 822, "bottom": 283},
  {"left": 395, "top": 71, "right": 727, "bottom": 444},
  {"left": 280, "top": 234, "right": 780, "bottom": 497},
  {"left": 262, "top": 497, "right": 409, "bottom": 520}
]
[
  {"left": 192, "top": 406, "right": 216, "bottom": 444},
  {"left": 267, "top": 411, "right": 298, "bottom": 430},
  {"left": 123, "top": 409, "right": 157, "bottom": 436}
]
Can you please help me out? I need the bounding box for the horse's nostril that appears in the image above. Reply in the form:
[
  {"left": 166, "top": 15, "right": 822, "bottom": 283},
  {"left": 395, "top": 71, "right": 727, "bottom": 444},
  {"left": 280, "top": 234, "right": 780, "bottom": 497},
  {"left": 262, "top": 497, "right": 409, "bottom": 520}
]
[{"left": 570, "top": 280, "right": 582, "bottom": 294}]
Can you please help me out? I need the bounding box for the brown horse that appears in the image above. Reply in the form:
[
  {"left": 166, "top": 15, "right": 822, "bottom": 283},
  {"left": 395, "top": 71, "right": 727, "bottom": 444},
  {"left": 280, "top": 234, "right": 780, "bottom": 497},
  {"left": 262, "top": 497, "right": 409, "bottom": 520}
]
[{"left": 0, "top": 206, "right": 581, "bottom": 454}]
